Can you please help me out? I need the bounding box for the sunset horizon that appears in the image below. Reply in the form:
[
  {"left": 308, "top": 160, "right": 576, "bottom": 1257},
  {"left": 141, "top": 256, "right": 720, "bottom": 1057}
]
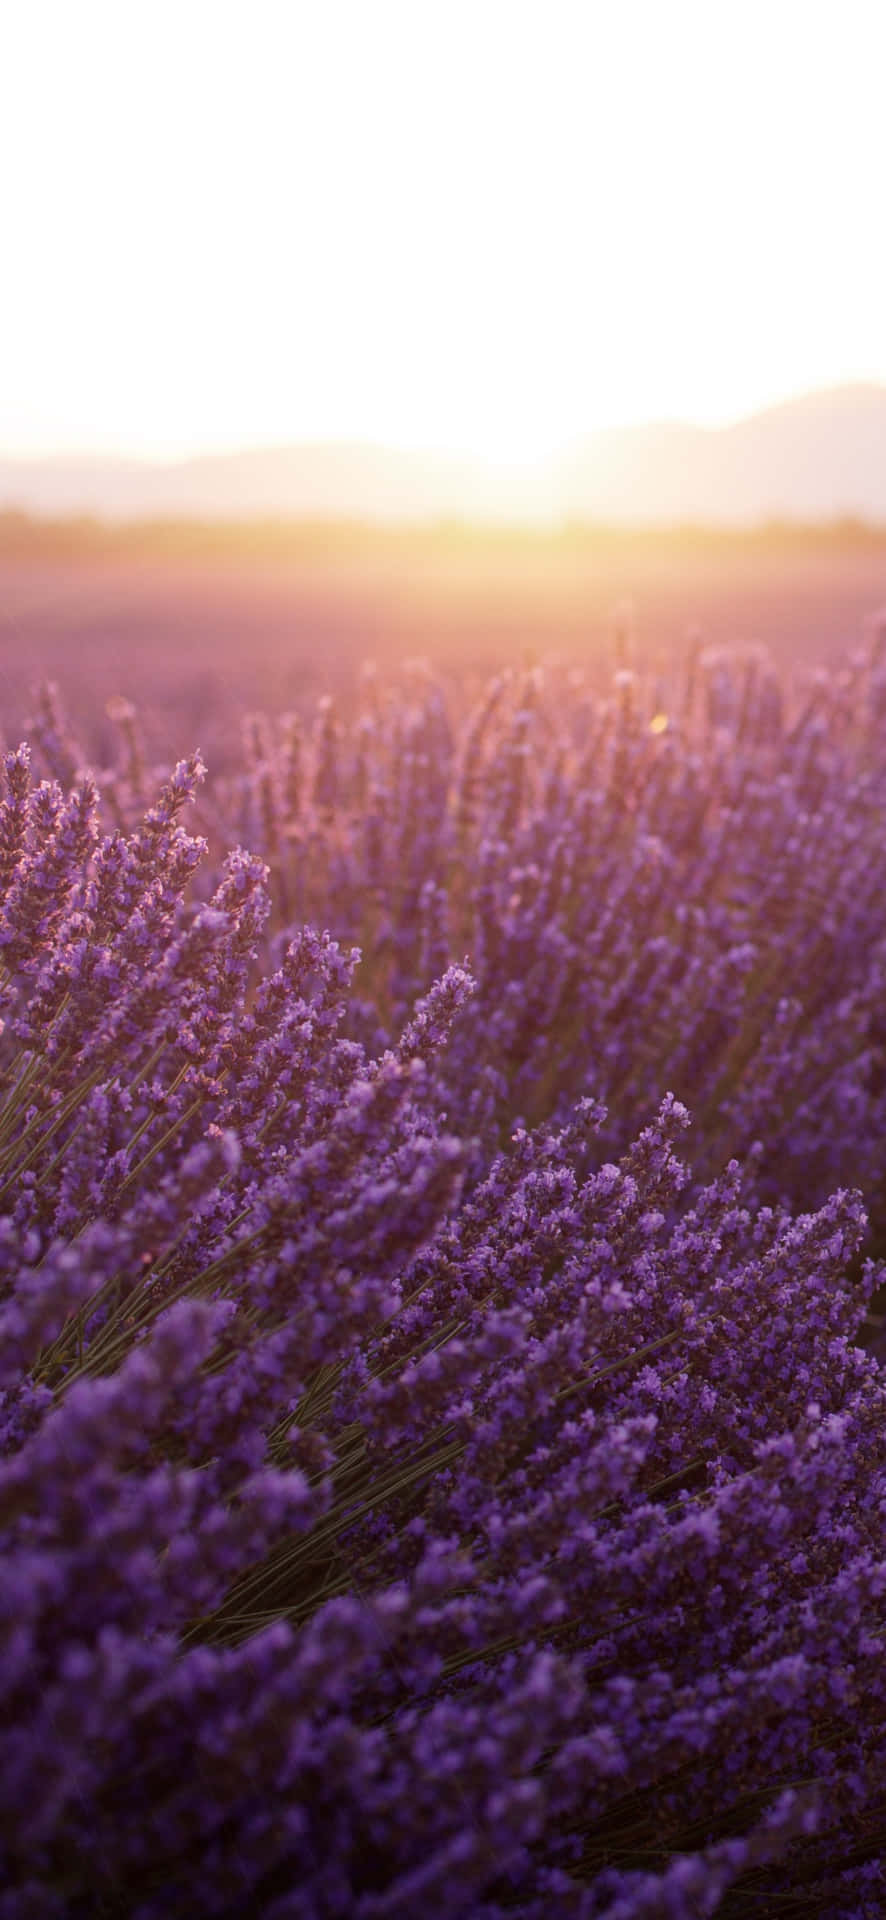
[
  {"left": 6, "top": 2, "right": 885, "bottom": 470},
  {"left": 0, "top": 376, "right": 883, "bottom": 468},
  {"left": 3, "top": 379, "right": 886, "bottom": 527}
]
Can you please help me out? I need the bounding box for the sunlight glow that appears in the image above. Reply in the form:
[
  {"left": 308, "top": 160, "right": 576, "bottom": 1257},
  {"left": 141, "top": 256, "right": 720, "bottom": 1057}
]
[{"left": 1, "top": 0, "right": 885, "bottom": 461}]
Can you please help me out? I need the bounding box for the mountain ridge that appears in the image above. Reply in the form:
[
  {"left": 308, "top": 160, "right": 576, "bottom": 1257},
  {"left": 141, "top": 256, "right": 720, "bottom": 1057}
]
[{"left": 2, "top": 384, "right": 885, "bottom": 524}]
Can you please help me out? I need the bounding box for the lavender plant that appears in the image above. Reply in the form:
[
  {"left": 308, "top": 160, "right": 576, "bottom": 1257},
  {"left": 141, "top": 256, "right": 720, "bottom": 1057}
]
[
  {"left": 59, "top": 629, "right": 886, "bottom": 1225},
  {"left": 3, "top": 713, "right": 886, "bottom": 1917}
]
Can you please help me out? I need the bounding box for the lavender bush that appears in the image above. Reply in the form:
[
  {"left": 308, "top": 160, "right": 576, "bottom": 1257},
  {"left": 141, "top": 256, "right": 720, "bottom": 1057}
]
[
  {"left": 37, "top": 627, "right": 886, "bottom": 1218},
  {"left": 4, "top": 632, "right": 886, "bottom": 1913}
]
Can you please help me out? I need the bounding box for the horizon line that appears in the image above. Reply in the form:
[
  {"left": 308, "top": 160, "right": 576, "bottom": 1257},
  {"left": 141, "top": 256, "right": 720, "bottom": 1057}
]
[
  {"left": 2, "top": 378, "right": 885, "bottom": 468},
  {"left": 4, "top": 507, "right": 886, "bottom": 545}
]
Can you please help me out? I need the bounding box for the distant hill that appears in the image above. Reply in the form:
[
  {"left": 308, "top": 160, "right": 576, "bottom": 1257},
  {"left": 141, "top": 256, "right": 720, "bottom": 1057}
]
[
  {"left": 547, "top": 385, "right": 886, "bottom": 523},
  {"left": 2, "top": 385, "right": 886, "bottom": 524}
]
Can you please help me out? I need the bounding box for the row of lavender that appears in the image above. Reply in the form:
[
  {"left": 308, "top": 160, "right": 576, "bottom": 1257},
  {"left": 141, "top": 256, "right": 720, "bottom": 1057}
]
[
  {"left": 31, "top": 626, "right": 886, "bottom": 1221},
  {"left": 2, "top": 634, "right": 886, "bottom": 1912}
]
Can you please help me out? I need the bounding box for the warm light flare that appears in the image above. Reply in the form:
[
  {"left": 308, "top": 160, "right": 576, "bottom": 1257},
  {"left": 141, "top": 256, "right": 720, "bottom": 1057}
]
[{"left": 0, "top": 0, "right": 884, "bottom": 462}]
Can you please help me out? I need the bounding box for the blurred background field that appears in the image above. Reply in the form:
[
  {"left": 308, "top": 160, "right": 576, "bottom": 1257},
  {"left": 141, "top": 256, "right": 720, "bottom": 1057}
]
[
  {"left": 3, "top": 515, "right": 886, "bottom": 760},
  {"left": 10, "top": 506, "right": 886, "bottom": 1256}
]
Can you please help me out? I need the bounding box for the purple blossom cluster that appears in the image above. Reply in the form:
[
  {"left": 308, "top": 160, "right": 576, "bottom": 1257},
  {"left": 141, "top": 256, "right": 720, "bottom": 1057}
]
[
  {"left": 55, "top": 628, "right": 886, "bottom": 1222},
  {"left": 3, "top": 640, "right": 886, "bottom": 1913}
]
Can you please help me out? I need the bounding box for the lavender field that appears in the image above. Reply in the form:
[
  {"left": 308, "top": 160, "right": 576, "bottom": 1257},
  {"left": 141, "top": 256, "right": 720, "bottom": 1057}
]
[{"left": 7, "top": 545, "right": 886, "bottom": 1916}]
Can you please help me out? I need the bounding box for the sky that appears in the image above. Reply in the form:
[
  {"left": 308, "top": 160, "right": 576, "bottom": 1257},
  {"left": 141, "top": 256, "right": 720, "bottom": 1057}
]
[{"left": 2, "top": 0, "right": 885, "bottom": 462}]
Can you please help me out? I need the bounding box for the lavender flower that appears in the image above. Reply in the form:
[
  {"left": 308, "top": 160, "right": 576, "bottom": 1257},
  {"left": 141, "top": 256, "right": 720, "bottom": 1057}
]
[{"left": 2, "top": 649, "right": 886, "bottom": 1914}]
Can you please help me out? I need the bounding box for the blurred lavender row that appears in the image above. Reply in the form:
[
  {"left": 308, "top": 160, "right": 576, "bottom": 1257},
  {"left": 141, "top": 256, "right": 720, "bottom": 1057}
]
[{"left": 25, "top": 623, "right": 886, "bottom": 1230}]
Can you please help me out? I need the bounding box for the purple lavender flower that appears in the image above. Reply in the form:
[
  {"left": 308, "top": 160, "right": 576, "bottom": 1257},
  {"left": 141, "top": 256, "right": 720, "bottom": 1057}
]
[{"left": 2, "top": 650, "right": 886, "bottom": 1914}]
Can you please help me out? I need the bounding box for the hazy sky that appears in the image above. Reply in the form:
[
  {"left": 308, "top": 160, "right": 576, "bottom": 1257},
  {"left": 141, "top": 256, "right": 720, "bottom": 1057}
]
[{"left": 3, "top": 0, "right": 885, "bottom": 460}]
